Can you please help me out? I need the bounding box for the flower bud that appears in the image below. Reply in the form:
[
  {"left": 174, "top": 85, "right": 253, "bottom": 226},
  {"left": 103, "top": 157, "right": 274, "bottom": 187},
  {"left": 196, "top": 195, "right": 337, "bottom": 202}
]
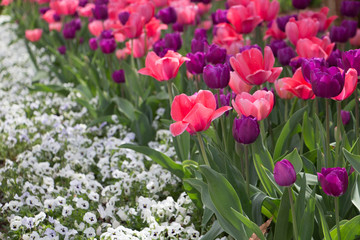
[
  {"left": 341, "top": 20, "right": 357, "bottom": 39},
  {"left": 89, "top": 38, "right": 98, "bottom": 50},
  {"left": 205, "top": 44, "right": 227, "bottom": 64},
  {"left": 112, "top": 69, "right": 125, "bottom": 83},
  {"left": 269, "top": 40, "right": 287, "bottom": 57},
  {"left": 232, "top": 116, "right": 260, "bottom": 144},
  {"left": 292, "top": 0, "right": 311, "bottom": 9},
  {"left": 278, "top": 46, "right": 296, "bottom": 66},
  {"left": 276, "top": 14, "right": 297, "bottom": 32},
  {"left": 158, "top": 7, "right": 177, "bottom": 24},
  {"left": 92, "top": 4, "right": 108, "bottom": 20},
  {"left": 341, "top": 110, "right": 351, "bottom": 125},
  {"left": 310, "top": 66, "right": 345, "bottom": 98},
  {"left": 203, "top": 64, "right": 230, "bottom": 89},
  {"left": 58, "top": 45, "right": 66, "bottom": 55},
  {"left": 274, "top": 159, "right": 296, "bottom": 186},
  {"left": 330, "top": 26, "right": 349, "bottom": 43},
  {"left": 99, "top": 38, "right": 116, "bottom": 54},
  {"left": 118, "top": 11, "right": 130, "bottom": 25},
  {"left": 186, "top": 52, "right": 206, "bottom": 74},
  {"left": 211, "top": 9, "right": 228, "bottom": 25},
  {"left": 318, "top": 167, "right": 348, "bottom": 197},
  {"left": 341, "top": 1, "right": 360, "bottom": 17}
]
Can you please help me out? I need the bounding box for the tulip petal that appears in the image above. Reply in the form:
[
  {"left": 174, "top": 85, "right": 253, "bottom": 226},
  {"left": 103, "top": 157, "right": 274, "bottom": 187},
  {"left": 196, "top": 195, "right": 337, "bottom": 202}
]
[
  {"left": 170, "top": 121, "right": 190, "bottom": 137},
  {"left": 268, "top": 67, "right": 283, "bottom": 83},
  {"left": 171, "top": 94, "right": 194, "bottom": 122},
  {"left": 245, "top": 70, "right": 272, "bottom": 85},
  {"left": 195, "top": 90, "right": 216, "bottom": 110},
  {"left": 264, "top": 46, "right": 275, "bottom": 71},
  {"left": 211, "top": 106, "right": 232, "bottom": 121},
  {"left": 183, "top": 103, "right": 214, "bottom": 132},
  {"left": 332, "top": 68, "right": 358, "bottom": 101}
]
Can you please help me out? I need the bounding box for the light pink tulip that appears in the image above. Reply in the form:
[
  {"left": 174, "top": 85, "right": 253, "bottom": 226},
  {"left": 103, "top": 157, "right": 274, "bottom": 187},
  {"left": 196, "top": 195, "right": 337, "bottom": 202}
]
[
  {"left": 285, "top": 17, "right": 319, "bottom": 46},
  {"left": 229, "top": 71, "right": 253, "bottom": 94},
  {"left": 296, "top": 36, "right": 334, "bottom": 60}
]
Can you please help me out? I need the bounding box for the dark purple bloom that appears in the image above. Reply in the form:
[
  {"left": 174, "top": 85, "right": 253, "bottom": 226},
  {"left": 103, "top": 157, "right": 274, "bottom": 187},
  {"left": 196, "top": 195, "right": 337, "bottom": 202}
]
[
  {"left": 292, "top": 0, "right": 311, "bottom": 9},
  {"left": 239, "top": 44, "right": 261, "bottom": 53},
  {"left": 92, "top": 4, "right": 108, "bottom": 20},
  {"left": 95, "top": 0, "right": 108, "bottom": 4},
  {"left": 276, "top": 14, "right": 297, "bottom": 32},
  {"left": 101, "top": 29, "right": 113, "bottom": 39},
  {"left": 186, "top": 52, "right": 206, "bottom": 74},
  {"left": 112, "top": 69, "right": 125, "bottom": 83},
  {"left": 158, "top": 7, "right": 177, "bottom": 24},
  {"left": 327, "top": 49, "right": 343, "bottom": 68},
  {"left": 194, "top": 28, "right": 207, "bottom": 40},
  {"left": 39, "top": 7, "right": 50, "bottom": 15},
  {"left": 341, "top": 20, "right": 357, "bottom": 38},
  {"left": 301, "top": 58, "right": 327, "bottom": 82},
  {"left": 89, "top": 38, "right": 98, "bottom": 50},
  {"left": 73, "top": 18, "right": 82, "bottom": 31},
  {"left": 205, "top": 44, "right": 227, "bottom": 64},
  {"left": 79, "top": 0, "right": 88, "bottom": 7},
  {"left": 269, "top": 40, "right": 288, "bottom": 57},
  {"left": 274, "top": 159, "right": 296, "bottom": 186},
  {"left": 63, "top": 23, "right": 77, "bottom": 39},
  {"left": 330, "top": 26, "right": 349, "bottom": 43},
  {"left": 278, "top": 47, "right": 296, "bottom": 66},
  {"left": 118, "top": 11, "right": 130, "bottom": 25},
  {"left": 310, "top": 66, "right": 345, "bottom": 98},
  {"left": 53, "top": 14, "right": 61, "bottom": 22},
  {"left": 341, "top": 1, "right": 360, "bottom": 17},
  {"left": 191, "top": 38, "right": 208, "bottom": 53},
  {"left": 203, "top": 63, "right": 230, "bottom": 89},
  {"left": 318, "top": 167, "right": 348, "bottom": 197},
  {"left": 341, "top": 110, "right": 351, "bottom": 125},
  {"left": 211, "top": 9, "right": 228, "bottom": 25},
  {"left": 342, "top": 49, "right": 360, "bottom": 75},
  {"left": 289, "top": 58, "right": 305, "bottom": 73},
  {"left": 99, "top": 38, "right": 116, "bottom": 54},
  {"left": 58, "top": 46, "right": 66, "bottom": 55},
  {"left": 232, "top": 116, "right": 260, "bottom": 144},
  {"left": 164, "top": 32, "right": 182, "bottom": 51},
  {"left": 172, "top": 22, "right": 184, "bottom": 32}
]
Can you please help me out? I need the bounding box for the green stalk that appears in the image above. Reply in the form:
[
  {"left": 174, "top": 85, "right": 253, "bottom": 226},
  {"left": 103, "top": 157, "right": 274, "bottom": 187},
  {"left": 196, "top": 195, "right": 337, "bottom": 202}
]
[
  {"left": 218, "top": 89, "right": 227, "bottom": 152},
  {"left": 167, "top": 80, "right": 173, "bottom": 106},
  {"left": 325, "top": 98, "right": 331, "bottom": 168},
  {"left": 335, "top": 101, "right": 342, "bottom": 167},
  {"left": 288, "top": 187, "right": 299, "bottom": 240},
  {"left": 289, "top": 97, "right": 298, "bottom": 117},
  {"left": 244, "top": 144, "right": 249, "bottom": 196},
  {"left": 335, "top": 197, "right": 341, "bottom": 240},
  {"left": 284, "top": 99, "right": 288, "bottom": 122},
  {"left": 355, "top": 88, "right": 360, "bottom": 154},
  {"left": 197, "top": 133, "right": 210, "bottom": 166}
]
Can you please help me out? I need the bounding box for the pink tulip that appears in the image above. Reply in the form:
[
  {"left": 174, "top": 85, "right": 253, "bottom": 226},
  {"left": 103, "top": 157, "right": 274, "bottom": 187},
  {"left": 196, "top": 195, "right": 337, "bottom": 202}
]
[
  {"left": 151, "top": 0, "right": 167, "bottom": 8},
  {"left": 274, "top": 78, "right": 294, "bottom": 99},
  {"left": 230, "top": 46, "right": 282, "bottom": 85},
  {"left": 25, "top": 29, "right": 43, "bottom": 42},
  {"left": 198, "top": 2, "right": 212, "bottom": 16},
  {"left": 299, "top": 7, "right": 337, "bottom": 32},
  {"left": 125, "top": 34, "right": 152, "bottom": 58},
  {"left": 120, "top": 12, "right": 144, "bottom": 39},
  {"left": 227, "top": 2, "right": 262, "bottom": 34},
  {"left": 296, "top": 36, "right": 334, "bottom": 60},
  {"left": 229, "top": 71, "right": 253, "bottom": 94},
  {"left": 264, "top": 20, "right": 286, "bottom": 40},
  {"left": 280, "top": 68, "right": 314, "bottom": 100},
  {"left": 232, "top": 90, "right": 274, "bottom": 121},
  {"left": 332, "top": 68, "right": 358, "bottom": 101},
  {"left": 49, "top": 22, "right": 62, "bottom": 32},
  {"left": 227, "top": 0, "right": 251, "bottom": 7},
  {"left": 50, "top": 0, "right": 79, "bottom": 15},
  {"left": 212, "top": 23, "right": 246, "bottom": 55},
  {"left": 170, "top": 90, "right": 232, "bottom": 136},
  {"left": 174, "top": 4, "right": 198, "bottom": 25},
  {"left": 254, "top": 0, "right": 280, "bottom": 22},
  {"left": 138, "top": 51, "right": 189, "bottom": 81},
  {"left": 145, "top": 17, "right": 168, "bottom": 42},
  {"left": 128, "top": 1, "right": 155, "bottom": 24},
  {"left": 350, "top": 29, "right": 360, "bottom": 46},
  {"left": 77, "top": 3, "right": 95, "bottom": 17},
  {"left": 285, "top": 17, "right": 319, "bottom": 46},
  {"left": 1, "top": 0, "right": 13, "bottom": 6},
  {"left": 88, "top": 20, "right": 104, "bottom": 37},
  {"left": 42, "top": 9, "right": 57, "bottom": 23}
]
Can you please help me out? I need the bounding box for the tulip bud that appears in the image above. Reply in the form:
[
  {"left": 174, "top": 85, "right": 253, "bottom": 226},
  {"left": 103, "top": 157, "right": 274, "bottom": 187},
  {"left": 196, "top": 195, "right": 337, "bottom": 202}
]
[
  {"left": 310, "top": 66, "right": 345, "bottom": 98},
  {"left": 318, "top": 167, "right": 348, "bottom": 197},
  {"left": 341, "top": 1, "right": 360, "bottom": 17},
  {"left": 164, "top": 32, "right": 182, "bottom": 51},
  {"left": 194, "top": 28, "right": 207, "bottom": 40},
  {"left": 274, "top": 159, "right": 296, "bottom": 186},
  {"left": 186, "top": 52, "right": 206, "bottom": 75},
  {"left": 99, "top": 38, "right": 116, "bottom": 54},
  {"left": 205, "top": 44, "right": 227, "bottom": 64},
  {"left": 232, "top": 116, "right": 260, "bottom": 144},
  {"left": 292, "top": 0, "right": 311, "bottom": 9},
  {"left": 211, "top": 9, "right": 228, "bottom": 25},
  {"left": 112, "top": 69, "right": 125, "bottom": 83},
  {"left": 276, "top": 14, "right": 297, "bottom": 32},
  {"left": 278, "top": 47, "right": 296, "bottom": 66},
  {"left": 326, "top": 49, "right": 343, "bottom": 68},
  {"left": 341, "top": 20, "right": 357, "bottom": 39},
  {"left": 89, "top": 38, "right": 98, "bottom": 50},
  {"left": 92, "top": 4, "right": 108, "bottom": 20},
  {"left": 158, "top": 7, "right": 177, "bottom": 24},
  {"left": 63, "top": 23, "right": 77, "bottom": 39},
  {"left": 58, "top": 46, "right": 66, "bottom": 55},
  {"left": 342, "top": 49, "right": 360, "bottom": 75},
  {"left": 203, "top": 64, "right": 230, "bottom": 89},
  {"left": 172, "top": 23, "right": 184, "bottom": 32},
  {"left": 269, "top": 40, "right": 287, "bottom": 57},
  {"left": 118, "top": 11, "right": 130, "bottom": 25},
  {"left": 330, "top": 26, "right": 349, "bottom": 43},
  {"left": 191, "top": 38, "right": 208, "bottom": 53},
  {"left": 341, "top": 110, "right": 351, "bottom": 125},
  {"left": 239, "top": 44, "right": 261, "bottom": 53}
]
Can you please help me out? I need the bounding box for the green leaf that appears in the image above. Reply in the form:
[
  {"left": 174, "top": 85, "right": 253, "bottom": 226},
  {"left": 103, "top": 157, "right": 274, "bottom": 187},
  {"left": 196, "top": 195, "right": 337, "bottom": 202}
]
[
  {"left": 29, "top": 83, "right": 69, "bottom": 96},
  {"left": 352, "top": 175, "right": 360, "bottom": 212},
  {"left": 119, "top": 144, "right": 184, "bottom": 179},
  {"left": 112, "top": 97, "right": 136, "bottom": 121},
  {"left": 282, "top": 148, "right": 303, "bottom": 174},
  {"left": 31, "top": 71, "right": 48, "bottom": 83},
  {"left": 343, "top": 148, "right": 360, "bottom": 174},
  {"left": 200, "top": 220, "right": 223, "bottom": 240},
  {"left": 76, "top": 98, "right": 97, "bottom": 118},
  {"left": 231, "top": 208, "right": 265, "bottom": 240},
  {"left": 274, "top": 106, "right": 307, "bottom": 160},
  {"left": 274, "top": 188, "right": 290, "bottom": 240},
  {"left": 299, "top": 188, "right": 316, "bottom": 240},
  {"left": 131, "top": 111, "right": 155, "bottom": 145},
  {"left": 302, "top": 111, "right": 316, "bottom": 151},
  {"left": 316, "top": 200, "right": 332, "bottom": 240},
  {"left": 88, "top": 115, "right": 113, "bottom": 127},
  {"left": 173, "top": 131, "right": 190, "bottom": 162},
  {"left": 330, "top": 215, "right": 360, "bottom": 240}
]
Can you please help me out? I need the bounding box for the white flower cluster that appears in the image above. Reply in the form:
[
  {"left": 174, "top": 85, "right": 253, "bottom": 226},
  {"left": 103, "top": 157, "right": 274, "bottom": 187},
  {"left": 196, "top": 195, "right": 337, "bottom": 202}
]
[{"left": 0, "top": 15, "right": 202, "bottom": 239}]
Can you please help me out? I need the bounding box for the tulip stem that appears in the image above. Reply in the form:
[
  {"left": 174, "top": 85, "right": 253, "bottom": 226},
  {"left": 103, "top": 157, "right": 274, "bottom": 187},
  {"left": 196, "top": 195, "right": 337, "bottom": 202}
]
[
  {"left": 289, "top": 98, "right": 298, "bottom": 117},
  {"left": 335, "top": 197, "right": 341, "bottom": 240},
  {"left": 355, "top": 88, "right": 360, "bottom": 154},
  {"left": 284, "top": 100, "right": 288, "bottom": 122},
  {"left": 197, "top": 132, "right": 210, "bottom": 167},
  {"left": 167, "top": 81, "right": 173, "bottom": 106},
  {"left": 244, "top": 144, "right": 249, "bottom": 196},
  {"left": 218, "top": 90, "right": 227, "bottom": 152},
  {"left": 325, "top": 98, "right": 331, "bottom": 168},
  {"left": 288, "top": 187, "right": 299, "bottom": 240},
  {"left": 335, "top": 101, "right": 342, "bottom": 167}
]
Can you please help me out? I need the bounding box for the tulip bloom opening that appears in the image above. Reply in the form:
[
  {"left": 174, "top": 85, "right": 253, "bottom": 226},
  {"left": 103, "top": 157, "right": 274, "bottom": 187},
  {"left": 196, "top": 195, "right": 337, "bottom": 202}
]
[
  {"left": 274, "top": 159, "right": 296, "bottom": 186},
  {"left": 317, "top": 167, "right": 348, "bottom": 197}
]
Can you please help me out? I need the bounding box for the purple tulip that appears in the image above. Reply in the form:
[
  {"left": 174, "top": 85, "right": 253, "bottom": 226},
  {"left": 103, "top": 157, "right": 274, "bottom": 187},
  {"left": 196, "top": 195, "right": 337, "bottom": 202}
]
[
  {"left": 203, "top": 64, "right": 230, "bottom": 89},
  {"left": 53, "top": 14, "right": 61, "bottom": 22},
  {"left": 330, "top": 26, "right": 349, "bottom": 43},
  {"left": 92, "top": 4, "right": 108, "bottom": 20},
  {"left": 211, "top": 9, "right": 228, "bottom": 25},
  {"left": 278, "top": 47, "right": 296, "bottom": 66},
  {"left": 341, "top": 1, "right": 360, "bottom": 17},
  {"left": 292, "top": 0, "right": 311, "bottom": 9},
  {"left": 58, "top": 46, "right": 66, "bottom": 55},
  {"left": 318, "top": 167, "right": 348, "bottom": 197},
  {"left": 39, "top": 7, "right": 50, "bottom": 15},
  {"left": 172, "top": 22, "right": 184, "bottom": 32},
  {"left": 269, "top": 40, "right": 288, "bottom": 57},
  {"left": 205, "top": 44, "right": 227, "bottom": 65},
  {"left": 101, "top": 29, "right": 113, "bottom": 39},
  {"left": 194, "top": 28, "right": 207, "bottom": 40},
  {"left": 274, "top": 159, "right": 296, "bottom": 187},
  {"left": 327, "top": 49, "right": 343, "bottom": 68},
  {"left": 341, "top": 20, "right": 358, "bottom": 38},
  {"left": 99, "top": 38, "right": 116, "bottom": 54},
  {"left": 79, "top": 0, "right": 88, "bottom": 7},
  {"left": 89, "top": 38, "right": 98, "bottom": 50},
  {"left": 301, "top": 58, "right": 327, "bottom": 82},
  {"left": 158, "top": 7, "right": 177, "bottom": 24},
  {"left": 342, "top": 49, "right": 360, "bottom": 75},
  {"left": 186, "top": 52, "right": 206, "bottom": 75},
  {"left": 239, "top": 44, "right": 262, "bottom": 53},
  {"left": 289, "top": 57, "right": 305, "bottom": 73},
  {"left": 118, "top": 11, "right": 130, "bottom": 25},
  {"left": 112, "top": 69, "right": 125, "bottom": 84},
  {"left": 191, "top": 38, "right": 208, "bottom": 53},
  {"left": 232, "top": 116, "right": 260, "bottom": 144},
  {"left": 310, "top": 66, "right": 345, "bottom": 98},
  {"left": 341, "top": 110, "right": 351, "bottom": 125},
  {"left": 63, "top": 23, "right": 77, "bottom": 39},
  {"left": 164, "top": 32, "right": 182, "bottom": 51},
  {"left": 276, "top": 14, "right": 297, "bottom": 32}
]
